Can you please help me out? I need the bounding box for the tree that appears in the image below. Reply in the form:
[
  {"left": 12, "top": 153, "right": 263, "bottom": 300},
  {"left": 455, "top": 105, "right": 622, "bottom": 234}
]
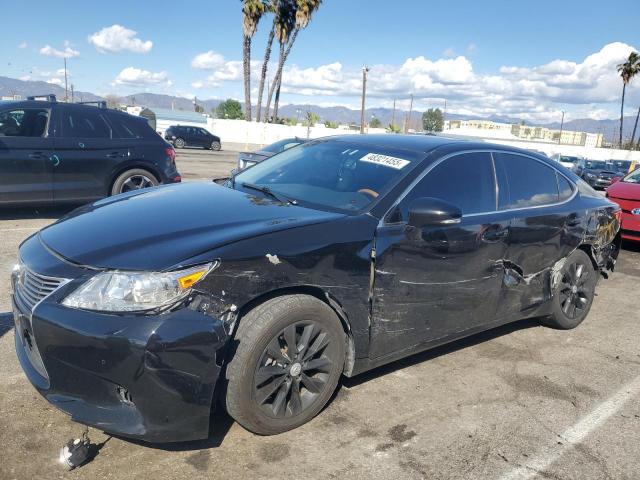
[
  {"left": 264, "top": 0, "right": 323, "bottom": 122},
  {"left": 422, "top": 108, "right": 444, "bottom": 132},
  {"left": 324, "top": 120, "right": 339, "bottom": 128},
  {"left": 302, "top": 111, "right": 319, "bottom": 126},
  {"left": 387, "top": 123, "right": 401, "bottom": 134},
  {"left": 216, "top": 99, "right": 244, "bottom": 119},
  {"left": 631, "top": 106, "right": 640, "bottom": 149},
  {"left": 616, "top": 51, "right": 640, "bottom": 147},
  {"left": 370, "top": 117, "right": 381, "bottom": 128},
  {"left": 242, "top": 0, "right": 269, "bottom": 121}
]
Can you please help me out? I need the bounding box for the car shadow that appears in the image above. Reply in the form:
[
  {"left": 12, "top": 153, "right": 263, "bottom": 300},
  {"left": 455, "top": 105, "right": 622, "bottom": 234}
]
[
  {"left": 0, "top": 312, "right": 13, "bottom": 338},
  {"left": 341, "top": 318, "right": 541, "bottom": 389},
  {"left": 0, "top": 205, "right": 79, "bottom": 221}
]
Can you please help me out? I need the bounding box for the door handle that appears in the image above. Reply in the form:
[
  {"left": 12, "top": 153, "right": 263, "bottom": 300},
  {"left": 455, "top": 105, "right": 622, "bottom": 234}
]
[
  {"left": 106, "top": 152, "right": 121, "bottom": 158},
  {"left": 482, "top": 226, "right": 509, "bottom": 243},
  {"left": 28, "top": 152, "right": 43, "bottom": 159}
]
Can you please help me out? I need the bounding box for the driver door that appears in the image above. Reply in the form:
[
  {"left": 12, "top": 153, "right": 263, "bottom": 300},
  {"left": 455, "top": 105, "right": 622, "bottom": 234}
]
[{"left": 370, "top": 151, "right": 510, "bottom": 359}]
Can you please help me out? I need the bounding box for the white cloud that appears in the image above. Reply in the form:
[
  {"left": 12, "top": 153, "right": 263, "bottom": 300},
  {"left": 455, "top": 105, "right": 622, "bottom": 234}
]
[
  {"left": 88, "top": 25, "right": 152, "bottom": 53},
  {"left": 18, "top": 42, "right": 27, "bottom": 49},
  {"left": 39, "top": 41, "right": 79, "bottom": 58},
  {"left": 191, "top": 50, "right": 226, "bottom": 70},
  {"left": 114, "top": 67, "right": 170, "bottom": 86}
]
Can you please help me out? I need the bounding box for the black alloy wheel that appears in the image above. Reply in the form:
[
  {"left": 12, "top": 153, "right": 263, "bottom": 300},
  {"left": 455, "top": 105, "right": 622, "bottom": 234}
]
[{"left": 253, "top": 321, "right": 334, "bottom": 418}]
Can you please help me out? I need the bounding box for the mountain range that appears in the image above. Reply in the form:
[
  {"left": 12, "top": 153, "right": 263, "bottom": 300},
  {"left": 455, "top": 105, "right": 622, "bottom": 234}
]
[{"left": 1, "top": 75, "right": 636, "bottom": 143}]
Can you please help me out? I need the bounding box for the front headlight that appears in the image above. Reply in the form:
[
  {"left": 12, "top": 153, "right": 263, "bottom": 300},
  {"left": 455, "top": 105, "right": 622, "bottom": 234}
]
[
  {"left": 586, "top": 173, "right": 596, "bottom": 179},
  {"left": 62, "top": 262, "right": 218, "bottom": 313}
]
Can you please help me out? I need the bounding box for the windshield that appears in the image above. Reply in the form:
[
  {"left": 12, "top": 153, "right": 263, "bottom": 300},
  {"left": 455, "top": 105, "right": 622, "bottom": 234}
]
[
  {"left": 261, "top": 138, "right": 302, "bottom": 154},
  {"left": 559, "top": 156, "right": 579, "bottom": 163},
  {"left": 608, "top": 160, "right": 631, "bottom": 173},
  {"left": 584, "top": 160, "right": 608, "bottom": 170},
  {"left": 233, "top": 139, "right": 424, "bottom": 213},
  {"left": 622, "top": 167, "right": 640, "bottom": 184}
]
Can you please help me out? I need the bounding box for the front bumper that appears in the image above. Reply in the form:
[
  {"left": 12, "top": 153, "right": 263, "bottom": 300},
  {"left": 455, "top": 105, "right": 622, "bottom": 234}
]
[
  {"left": 586, "top": 177, "right": 612, "bottom": 189},
  {"left": 12, "top": 237, "right": 229, "bottom": 443}
]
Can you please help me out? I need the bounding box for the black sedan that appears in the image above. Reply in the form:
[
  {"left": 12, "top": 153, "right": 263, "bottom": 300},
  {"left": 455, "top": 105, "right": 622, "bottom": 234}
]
[
  {"left": 236, "top": 137, "right": 307, "bottom": 171},
  {"left": 574, "top": 159, "right": 619, "bottom": 189},
  {"left": 12, "top": 135, "right": 621, "bottom": 442}
]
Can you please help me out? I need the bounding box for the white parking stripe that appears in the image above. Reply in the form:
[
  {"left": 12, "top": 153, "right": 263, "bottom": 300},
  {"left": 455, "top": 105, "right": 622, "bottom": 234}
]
[
  {"left": 0, "top": 227, "right": 41, "bottom": 231},
  {"left": 499, "top": 375, "right": 640, "bottom": 480}
]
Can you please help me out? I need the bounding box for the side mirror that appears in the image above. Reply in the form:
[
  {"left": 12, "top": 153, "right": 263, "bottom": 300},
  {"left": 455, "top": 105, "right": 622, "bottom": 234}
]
[{"left": 408, "top": 197, "right": 462, "bottom": 228}]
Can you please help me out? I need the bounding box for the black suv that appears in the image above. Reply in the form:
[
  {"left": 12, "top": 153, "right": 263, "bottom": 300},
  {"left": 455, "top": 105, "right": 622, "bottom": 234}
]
[
  {"left": 164, "top": 125, "right": 221, "bottom": 150},
  {"left": 0, "top": 95, "right": 181, "bottom": 206}
]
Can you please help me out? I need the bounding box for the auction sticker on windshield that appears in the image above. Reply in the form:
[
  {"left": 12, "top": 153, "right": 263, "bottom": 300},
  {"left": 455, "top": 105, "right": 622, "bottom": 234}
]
[{"left": 360, "top": 153, "right": 410, "bottom": 170}]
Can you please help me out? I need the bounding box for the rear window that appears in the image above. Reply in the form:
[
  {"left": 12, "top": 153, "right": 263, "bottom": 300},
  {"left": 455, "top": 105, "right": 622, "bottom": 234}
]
[{"left": 262, "top": 138, "right": 303, "bottom": 153}]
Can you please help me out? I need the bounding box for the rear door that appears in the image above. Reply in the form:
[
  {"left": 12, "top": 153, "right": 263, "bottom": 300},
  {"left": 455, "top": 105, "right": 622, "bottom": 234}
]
[
  {"left": 0, "top": 106, "right": 53, "bottom": 205},
  {"left": 493, "top": 152, "right": 579, "bottom": 319},
  {"left": 52, "top": 105, "right": 126, "bottom": 203}
]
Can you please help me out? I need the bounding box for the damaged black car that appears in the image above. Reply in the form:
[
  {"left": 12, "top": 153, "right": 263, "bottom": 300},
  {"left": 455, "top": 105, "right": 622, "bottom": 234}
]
[{"left": 12, "top": 135, "right": 621, "bottom": 442}]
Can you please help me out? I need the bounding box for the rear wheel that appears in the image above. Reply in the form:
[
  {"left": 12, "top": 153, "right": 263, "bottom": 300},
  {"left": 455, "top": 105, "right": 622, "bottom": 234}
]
[
  {"left": 543, "top": 249, "right": 597, "bottom": 329},
  {"left": 174, "top": 138, "right": 185, "bottom": 148},
  {"left": 111, "top": 169, "right": 159, "bottom": 195},
  {"left": 224, "top": 295, "right": 345, "bottom": 435}
]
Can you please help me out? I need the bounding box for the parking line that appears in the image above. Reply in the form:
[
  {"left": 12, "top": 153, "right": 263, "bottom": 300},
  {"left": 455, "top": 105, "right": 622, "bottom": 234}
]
[
  {"left": 499, "top": 375, "right": 640, "bottom": 480},
  {"left": 0, "top": 227, "right": 41, "bottom": 232}
]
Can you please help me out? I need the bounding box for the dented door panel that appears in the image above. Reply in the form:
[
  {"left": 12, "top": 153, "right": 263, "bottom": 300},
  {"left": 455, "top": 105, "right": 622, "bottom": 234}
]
[{"left": 370, "top": 211, "right": 510, "bottom": 359}]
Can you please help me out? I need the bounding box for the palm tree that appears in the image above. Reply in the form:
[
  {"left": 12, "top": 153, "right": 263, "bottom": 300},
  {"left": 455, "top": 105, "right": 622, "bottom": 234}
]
[
  {"left": 616, "top": 51, "right": 640, "bottom": 147},
  {"left": 242, "top": 0, "right": 268, "bottom": 121},
  {"left": 255, "top": 1, "right": 278, "bottom": 123},
  {"left": 630, "top": 106, "right": 640, "bottom": 149},
  {"left": 264, "top": 0, "right": 322, "bottom": 122}
]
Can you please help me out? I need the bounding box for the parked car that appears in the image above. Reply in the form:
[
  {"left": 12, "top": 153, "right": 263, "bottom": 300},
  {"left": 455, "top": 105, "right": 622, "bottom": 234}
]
[
  {"left": 606, "top": 167, "right": 640, "bottom": 241},
  {"left": 551, "top": 153, "right": 581, "bottom": 170},
  {"left": 164, "top": 125, "right": 221, "bottom": 150},
  {"left": 12, "top": 135, "right": 621, "bottom": 442},
  {"left": 236, "top": 137, "right": 307, "bottom": 171},
  {"left": 0, "top": 95, "right": 180, "bottom": 206},
  {"left": 573, "top": 159, "right": 618, "bottom": 189}
]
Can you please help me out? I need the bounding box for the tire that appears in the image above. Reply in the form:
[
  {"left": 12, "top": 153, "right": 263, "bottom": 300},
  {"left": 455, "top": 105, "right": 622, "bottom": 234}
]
[
  {"left": 111, "top": 169, "right": 159, "bottom": 196},
  {"left": 224, "top": 294, "right": 345, "bottom": 435},
  {"left": 210, "top": 140, "right": 222, "bottom": 151},
  {"left": 174, "top": 138, "right": 185, "bottom": 148},
  {"left": 542, "top": 249, "right": 597, "bottom": 330}
]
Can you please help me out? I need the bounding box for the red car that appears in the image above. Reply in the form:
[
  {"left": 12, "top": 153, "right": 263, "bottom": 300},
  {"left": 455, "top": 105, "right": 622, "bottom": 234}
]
[{"left": 607, "top": 167, "right": 640, "bottom": 241}]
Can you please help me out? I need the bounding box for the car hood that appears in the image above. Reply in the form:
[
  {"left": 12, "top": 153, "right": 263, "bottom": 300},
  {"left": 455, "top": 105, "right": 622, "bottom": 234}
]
[
  {"left": 39, "top": 182, "right": 345, "bottom": 271},
  {"left": 607, "top": 181, "right": 640, "bottom": 201},
  {"left": 585, "top": 168, "right": 617, "bottom": 176}
]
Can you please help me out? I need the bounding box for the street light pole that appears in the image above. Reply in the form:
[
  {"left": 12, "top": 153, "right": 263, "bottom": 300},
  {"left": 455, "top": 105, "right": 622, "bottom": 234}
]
[
  {"left": 558, "top": 110, "right": 565, "bottom": 144},
  {"left": 360, "top": 66, "right": 369, "bottom": 134},
  {"left": 405, "top": 93, "right": 413, "bottom": 133}
]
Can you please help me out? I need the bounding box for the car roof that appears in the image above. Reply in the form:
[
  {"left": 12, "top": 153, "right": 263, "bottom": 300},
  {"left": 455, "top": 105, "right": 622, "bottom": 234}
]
[{"left": 0, "top": 99, "right": 124, "bottom": 115}]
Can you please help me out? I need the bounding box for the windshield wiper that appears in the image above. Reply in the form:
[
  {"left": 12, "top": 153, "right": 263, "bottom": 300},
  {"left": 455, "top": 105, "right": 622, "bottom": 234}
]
[{"left": 241, "top": 182, "right": 297, "bottom": 205}]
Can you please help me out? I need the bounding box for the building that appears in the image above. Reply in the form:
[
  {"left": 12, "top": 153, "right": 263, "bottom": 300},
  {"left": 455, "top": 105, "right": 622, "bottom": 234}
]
[{"left": 1, "top": 95, "right": 22, "bottom": 101}]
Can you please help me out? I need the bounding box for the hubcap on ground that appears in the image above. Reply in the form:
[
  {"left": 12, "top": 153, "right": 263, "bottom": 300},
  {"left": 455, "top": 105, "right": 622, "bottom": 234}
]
[
  {"left": 121, "top": 175, "right": 154, "bottom": 193},
  {"left": 253, "top": 321, "right": 335, "bottom": 418},
  {"left": 559, "top": 261, "right": 591, "bottom": 319}
]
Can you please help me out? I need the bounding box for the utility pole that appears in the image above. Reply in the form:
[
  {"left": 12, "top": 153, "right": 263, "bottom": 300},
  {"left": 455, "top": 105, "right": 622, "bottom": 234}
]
[
  {"left": 391, "top": 99, "right": 396, "bottom": 128},
  {"left": 63, "top": 57, "right": 69, "bottom": 102},
  {"left": 70, "top": 84, "right": 74, "bottom": 103},
  {"left": 404, "top": 94, "right": 414, "bottom": 133},
  {"left": 360, "top": 66, "right": 369, "bottom": 134},
  {"left": 558, "top": 110, "right": 565, "bottom": 144}
]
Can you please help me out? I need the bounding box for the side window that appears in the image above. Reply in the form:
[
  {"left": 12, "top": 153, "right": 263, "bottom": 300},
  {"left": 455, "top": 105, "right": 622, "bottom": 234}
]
[
  {"left": 557, "top": 173, "right": 574, "bottom": 201},
  {"left": 494, "top": 153, "right": 559, "bottom": 209},
  {"left": 61, "top": 109, "right": 112, "bottom": 138},
  {"left": 109, "top": 114, "right": 149, "bottom": 139},
  {"left": 394, "top": 152, "right": 496, "bottom": 220},
  {"left": 0, "top": 109, "right": 49, "bottom": 137}
]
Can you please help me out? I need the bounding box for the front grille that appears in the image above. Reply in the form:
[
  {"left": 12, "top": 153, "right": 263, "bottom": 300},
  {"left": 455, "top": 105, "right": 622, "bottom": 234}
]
[{"left": 14, "top": 265, "right": 68, "bottom": 312}]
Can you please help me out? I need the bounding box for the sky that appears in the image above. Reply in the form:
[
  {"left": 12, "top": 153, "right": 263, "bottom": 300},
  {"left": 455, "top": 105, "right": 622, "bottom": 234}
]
[{"left": 2, "top": 0, "right": 640, "bottom": 122}]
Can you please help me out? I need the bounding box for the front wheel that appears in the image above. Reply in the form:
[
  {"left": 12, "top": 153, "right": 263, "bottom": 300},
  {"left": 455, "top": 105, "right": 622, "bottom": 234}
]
[
  {"left": 173, "top": 138, "right": 185, "bottom": 148},
  {"left": 210, "top": 140, "right": 221, "bottom": 151},
  {"left": 543, "top": 249, "right": 597, "bottom": 329},
  {"left": 224, "top": 295, "right": 345, "bottom": 435},
  {"left": 111, "top": 169, "right": 159, "bottom": 195}
]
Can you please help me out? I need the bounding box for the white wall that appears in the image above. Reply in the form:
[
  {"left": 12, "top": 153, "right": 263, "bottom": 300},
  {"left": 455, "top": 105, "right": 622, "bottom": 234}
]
[{"left": 204, "top": 118, "right": 387, "bottom": 147}]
